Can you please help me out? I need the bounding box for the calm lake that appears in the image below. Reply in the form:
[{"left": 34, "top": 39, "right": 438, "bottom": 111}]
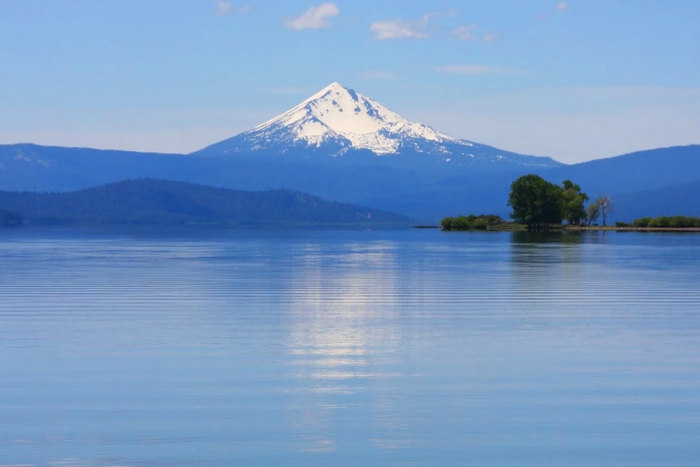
[{"left": 1, "top": 229, "right": 699, "bottom": 466}]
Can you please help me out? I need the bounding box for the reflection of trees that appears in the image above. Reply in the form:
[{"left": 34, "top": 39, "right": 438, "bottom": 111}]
[
  {"left": 511, "top": 231, "right": 585, "bottom": 245},
  {"left": 283, "top": 242, "right": 405, "bottom": 454},
  {"left": 508, "top": 232, "right": 589, "bottom": 318}
]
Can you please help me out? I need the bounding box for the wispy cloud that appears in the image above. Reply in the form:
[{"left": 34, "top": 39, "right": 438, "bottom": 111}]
[
  {"left": 357, "top": 70, "right": 398, "bottom": 81},
  {"left": 285, "top": 3, "right": 339, "bottom": 30},
  {"left": 370, "top": 10, "right": 456, "bottom": 40},
  {"left": 542, "top": 2, "right": 569, "bottom": 19},
  {"left": 216, "top": 2, "right": 252, "bottom": 16},
  {"left": 216, "top": 1, "right": 232, "bottom": 16},
  {"left": 370, "top": 19, "right": 428, "bottom": 40},
  {"left": 482, "top": 33, "right": 499, "bottom": 42},
  {"left": 437, "top": 65, "right": 521, "bottom": 75},
  {"left": 449, "top": 25, "right": 477, "bottom": 41}
]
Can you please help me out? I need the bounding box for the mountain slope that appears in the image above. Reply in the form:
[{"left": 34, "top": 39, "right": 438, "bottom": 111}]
[
  {"left": 541, "top": 145, "right": 700, "bottom": 197},
  {"left": 3, "top": 143, "right": 699, "bottom": 224},
  {"left": 0, "top": 179, "right": 413, "bottom": 227},
  {"left": 613, "top": 179, "right": 700, "bottom": 220},
  {"left": 357, "top": 145, "right": 700, "bottom": 222},
  {"left": 194, "top": 82, "right": 561, "bottom": 171}
]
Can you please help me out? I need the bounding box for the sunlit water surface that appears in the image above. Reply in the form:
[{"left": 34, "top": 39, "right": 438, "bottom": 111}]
[{"left": 1, "top": 229, "right": 699, "bottom": 466}]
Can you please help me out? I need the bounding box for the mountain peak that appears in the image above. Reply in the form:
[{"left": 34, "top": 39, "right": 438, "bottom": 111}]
[
  {"left": 246, "top": 82, "right": 453, "bottom": 155},
  {"left": 319, "top": 81, "right": 348, "bottom": 93},
  {"left": 195, "top": 83, "right": 561, "bottom": 171}
]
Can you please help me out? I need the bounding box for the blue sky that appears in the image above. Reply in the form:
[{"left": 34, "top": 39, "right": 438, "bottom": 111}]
[{"left": 1, "top": 0, "right": 698, "bottom": 163}]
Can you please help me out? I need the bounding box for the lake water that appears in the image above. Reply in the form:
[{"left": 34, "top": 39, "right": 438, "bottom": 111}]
[{"left": 1, "top": 229, "right": 700, "bottom": 467}]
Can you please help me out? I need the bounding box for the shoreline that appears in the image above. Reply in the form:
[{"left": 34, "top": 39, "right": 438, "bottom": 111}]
[
  {"left": 419, "top": 225, "right": 700, "bottom": 233},
  {"left": 564, "top": 226, "right": 700, "bottom": 232}
]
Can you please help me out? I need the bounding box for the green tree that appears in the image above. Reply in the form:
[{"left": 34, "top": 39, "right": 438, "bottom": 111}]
[
  {"left": 633, "top": 217, "right": 652, "bottom": 228},
  {"left": 508, "top": 175, "right": 563, "bottom": 231},
  {"left": 649, "top": 216, "right": 670, "bottom": 228},
  {"left": 561, "top": 180, "right": 589, "bottom": 225},
  {"left": 586, "top": 201, "right": 600, "bottom": 226}
]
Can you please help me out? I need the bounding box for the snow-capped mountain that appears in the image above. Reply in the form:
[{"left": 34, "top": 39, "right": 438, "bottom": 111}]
[
  {"left": 195, "top": 82, "right": 561, "bottom": 170},
  {"left": 241, "top": 82, "right": 456, "bottom": 155}
]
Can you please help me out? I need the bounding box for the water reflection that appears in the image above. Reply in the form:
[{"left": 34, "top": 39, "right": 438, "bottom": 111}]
[
  {"left": 285, "top": 242, "right": 405, "bottom": 453},
  {"left": 511, "top": 231, "right": 587, "bottom": 244},
  {"left": 1, "top": 230, "right": 700, "bottom": 466}
]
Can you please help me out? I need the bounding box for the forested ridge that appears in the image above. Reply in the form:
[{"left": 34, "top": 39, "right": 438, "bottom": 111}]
[{"left": 0, "top": 179, "right": 412, "bottom": 227}]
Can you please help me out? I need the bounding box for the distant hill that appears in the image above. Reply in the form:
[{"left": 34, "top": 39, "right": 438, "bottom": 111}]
[
  {"left": 0, "top": 179, "right": 413, "bottom": 228},
  {"left": 357, "top": 145, "right": 700, "bottom": 222},
  {"left": 1, "top": 141, "right": 698, "bottom": 224},
  {"left": 613, "top": 180, "right": 700, "bottom": 221},
  {"left": 543, "top": 145, "right": 700, "bottom": 197},
  {"left": 0, "top": 143, "right": 433, "bottom": 199}
]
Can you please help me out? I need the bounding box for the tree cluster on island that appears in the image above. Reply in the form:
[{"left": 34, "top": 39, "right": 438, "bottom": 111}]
[
  {"left": 507, "top": 175, "right": 614, "bottom": 231},
  {"left": 442, "top": 174, "right": 700, "bottom": 232},
  {"left": 441, "top": 175, "right": 615, "bottom": 231}
]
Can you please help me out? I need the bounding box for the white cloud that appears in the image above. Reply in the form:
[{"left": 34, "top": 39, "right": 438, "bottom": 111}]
[
  {"left": 357, "top": 70, "right": 397, "bottom": 81},
  {"left": 370, "top": 11, "right": 456, "bottom": 40},
  {"left": 216, "top": 1, "right": 232, "bottom": 16},
  {"left": 482, "top": 33, "right": 499, "bottom": 42},
  {"left": 437, "top": 65, "right": 520, "bottom": 75},
  {"left": 216, "top": 2, "right": 251, "bottom": 16},
  {"left": 285, "top": 3, "right": 339, "bottom": 31},
  {"left": 370, "top": 19, "right": 428, "bottom": 40},
  {"left": 449, "top": 25, "right": 477, "bottom": 41},
  {"left": 556, "top": 2, "right": 568, "bottom": 11}
]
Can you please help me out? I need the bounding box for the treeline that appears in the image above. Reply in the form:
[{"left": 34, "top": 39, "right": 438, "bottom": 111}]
[
  {"left": 441, "top": 215, "right": 505, "bottom": 231},
  {"left": 618, "top": 216, "right": 700, "bottom": 228}
]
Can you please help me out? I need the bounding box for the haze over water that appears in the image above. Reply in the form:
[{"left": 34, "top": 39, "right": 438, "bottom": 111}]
[{"left": 1, "top": 229, "right": 699, "bottom": 466}]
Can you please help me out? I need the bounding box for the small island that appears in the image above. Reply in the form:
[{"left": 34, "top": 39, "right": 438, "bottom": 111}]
[{"left": 441, "top": 175, "right": 700, "bottom": 232}]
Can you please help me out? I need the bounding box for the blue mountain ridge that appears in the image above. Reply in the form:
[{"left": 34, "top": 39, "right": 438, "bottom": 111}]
[{"left": 2, "top": 142, "right": 698, "bottom": 223}]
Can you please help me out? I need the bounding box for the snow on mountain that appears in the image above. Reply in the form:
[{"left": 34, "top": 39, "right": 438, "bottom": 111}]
[
  {"left": 248, "top": 82, "right": 457, "bottom": 155},
  {"left": 195, "top": 82, "right": 561, "bottom": 169}
]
